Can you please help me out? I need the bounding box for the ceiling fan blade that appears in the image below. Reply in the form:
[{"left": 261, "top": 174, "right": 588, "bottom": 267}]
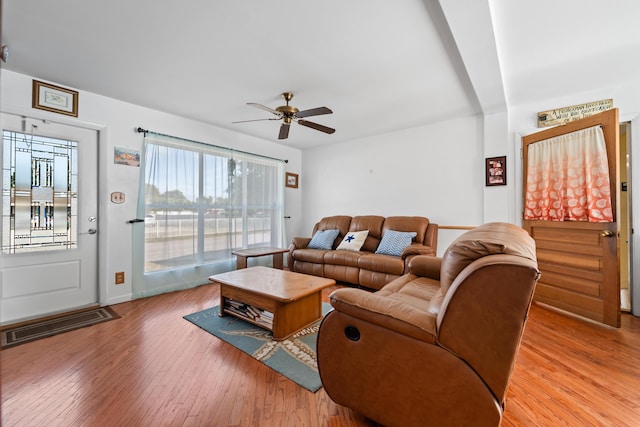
[
  {"left": 247, "top": 102, "right": 280, "bottom": 115},
  {"left": 278, "top": 123, "right": 290, "bottom": 140},
  {"left": 297, "top": 120, "right": 335, "bottom": 134},
  {"left": 232, "top": 118, "right": 280, "bottom": 124},
  {"left": 296, "top": 106, "right": 333, "bottom": 118}
]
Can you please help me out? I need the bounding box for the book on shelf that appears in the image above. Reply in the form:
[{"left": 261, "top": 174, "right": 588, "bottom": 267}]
[
  {"left": 225, "top": 299, "right": 244, "bottom": 310},
  {"left": 224, "top": 299, "right": 273, "bottom": 327}
]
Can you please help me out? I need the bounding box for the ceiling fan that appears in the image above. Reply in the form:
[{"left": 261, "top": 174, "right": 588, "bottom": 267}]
[{"left": 233, "top": 92, "right": 335, "bottom": 140}]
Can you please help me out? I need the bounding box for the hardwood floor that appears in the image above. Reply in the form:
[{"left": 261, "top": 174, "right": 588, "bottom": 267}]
[{"left": 2, "top": 283, "right": 640, "bottom": 426}]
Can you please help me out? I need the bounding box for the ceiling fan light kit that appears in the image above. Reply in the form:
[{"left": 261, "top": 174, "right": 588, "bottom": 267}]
[{"left": 233, "top": 92, "right": 335, "bottom": 140}]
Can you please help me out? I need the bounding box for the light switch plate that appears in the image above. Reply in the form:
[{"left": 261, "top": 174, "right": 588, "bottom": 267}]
[{"left": 111, "top": 192, "right": 125, "bottom": 204}]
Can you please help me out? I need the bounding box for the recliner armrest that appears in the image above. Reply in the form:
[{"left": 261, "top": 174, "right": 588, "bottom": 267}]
[
  {"left": 408, "top": 255, "right": 442, "bottom": 280},
  {"left": 328, "top": 288, "right": 437, "bottom": 342}
]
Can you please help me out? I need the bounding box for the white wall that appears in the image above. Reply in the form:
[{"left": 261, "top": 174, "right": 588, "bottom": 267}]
[
  {"left": 1, "top": 70, "right": 303, "bottom": 307},
  {"left": 300, "top": 115, "right": 486, "bottom": 255},
  {"left": 6, "top": 68, "right": 640, "bottom": 311}
]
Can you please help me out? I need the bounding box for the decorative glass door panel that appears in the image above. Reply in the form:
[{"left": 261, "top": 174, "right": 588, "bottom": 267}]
[{"left": 2, "top": 130, "right": 78, "bottom": 254}]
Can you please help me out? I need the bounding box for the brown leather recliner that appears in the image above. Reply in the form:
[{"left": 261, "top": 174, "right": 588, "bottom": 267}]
[{"left": 317, "top": 222, "right": 540, "bottom": 427}]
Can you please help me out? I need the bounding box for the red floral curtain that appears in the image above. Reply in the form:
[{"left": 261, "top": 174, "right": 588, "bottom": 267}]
[{"left": 524, "top": 125, "right": 613, "bottom": 222}]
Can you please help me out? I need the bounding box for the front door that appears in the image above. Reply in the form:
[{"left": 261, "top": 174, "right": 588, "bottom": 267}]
[
  {"left": 0, "top": 113, "right": 98, "bottom": 324},
  {"left": 523, "top": 109, "right": 620, "bottom": 327}
]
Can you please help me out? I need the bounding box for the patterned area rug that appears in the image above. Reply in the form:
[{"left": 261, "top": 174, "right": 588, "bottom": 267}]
[
  {"left": 184, "top": 303, "right": 331, "bottom": 392},
  {"left": 1, "top": 306, "right": 120, "bottom": 349}
]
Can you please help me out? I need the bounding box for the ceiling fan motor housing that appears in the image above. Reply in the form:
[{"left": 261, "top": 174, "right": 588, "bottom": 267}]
[{"left": 276, "top": 105, "right": 299, "bottom": 115}]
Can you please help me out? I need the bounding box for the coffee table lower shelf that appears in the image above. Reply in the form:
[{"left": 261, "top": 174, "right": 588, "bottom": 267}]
[{"left": 220, "top": 285, "right": 323, "bottom": 341}]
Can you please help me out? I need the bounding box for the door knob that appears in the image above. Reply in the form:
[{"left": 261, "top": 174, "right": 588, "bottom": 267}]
[
  {"left": 600, "top": 230, "right": 615, "bottom": 237},
  {"left": 88, "top": 228, "right": 97, "bottom": 235}
]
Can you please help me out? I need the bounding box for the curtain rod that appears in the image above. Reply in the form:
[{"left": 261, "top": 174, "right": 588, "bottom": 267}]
[{"left": 136, "top": 127, "right": 288, "bottom": 163}]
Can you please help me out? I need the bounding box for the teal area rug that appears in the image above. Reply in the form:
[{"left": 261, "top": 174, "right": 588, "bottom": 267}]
[{"left": 183, "top": 303, "right": 332, "bottom": 392}]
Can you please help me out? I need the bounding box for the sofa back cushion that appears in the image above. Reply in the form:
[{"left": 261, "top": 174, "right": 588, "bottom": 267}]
[
  {"left": 381, "top": 216, "right": 430, "bottom": 244},
  {"left": 439, "top": 222, "right": 537, "bottom": 294},
  {"left": 349, "top": 216, "right": 385, "bottom": 252},
  {"left": 313, "top": 216, "right": 353, "bottom": 249}
]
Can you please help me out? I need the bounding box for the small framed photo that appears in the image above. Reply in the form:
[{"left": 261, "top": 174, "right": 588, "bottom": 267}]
[
  {"left": 486, "top": 156, "right": 506, "bottom": 186},
  {"left": 285, "top": 172, "right": 299, "bottom": 189},
  {"left": 32, "top": 80, "right": 79, "bottom": 117},
  {"left": 114, "top": 147, "right": 140, "bottom": 167}
]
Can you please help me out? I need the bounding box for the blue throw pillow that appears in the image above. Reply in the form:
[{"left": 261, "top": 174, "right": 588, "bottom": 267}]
[
  {"left": 307, "top": 229, "right": 340, "bottom": 250},
  {"left": 375, "top": 230, "right": 417, "bottom": 256}
]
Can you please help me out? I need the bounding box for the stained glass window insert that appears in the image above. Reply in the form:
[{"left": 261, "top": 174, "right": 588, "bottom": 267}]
[{"left": 2, "top": 130, "right": 78, "bottom": 254}]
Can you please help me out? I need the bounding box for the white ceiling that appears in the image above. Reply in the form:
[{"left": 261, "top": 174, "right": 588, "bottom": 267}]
[{"left": 2, "top": 1, "right": 640, "bottom": 148}]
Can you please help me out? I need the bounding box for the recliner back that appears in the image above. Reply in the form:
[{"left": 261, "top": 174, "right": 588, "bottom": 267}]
[
  {"left": 438, "top": 222, "right": 537, "bottom": 295},
  {"left": 436, "top": 223, "right": 540, "bottom": 405}
]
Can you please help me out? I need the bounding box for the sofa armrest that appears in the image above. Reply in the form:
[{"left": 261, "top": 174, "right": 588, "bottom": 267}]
[
  {"left": 288, "top": 237, "right": 312, "bottom": 270},
  {"left": 408, "top": 255, "right": 442, "bottom": 280},
  {"left": 290, "top": 237, "right": 311, "bottom": 250},
  {"left": 401, "top": 243, "right": 435, "bottom": 259},
  {"left": 329, "top": 288, "right": 437, "bottom": 342}
]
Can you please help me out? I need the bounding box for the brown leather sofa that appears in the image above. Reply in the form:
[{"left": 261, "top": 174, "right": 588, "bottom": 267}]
[
  {"left": 288, "top": 215, "right": 438, "bottom": 290},
  {"left": 317, "top": 222, "right": 540, "bottom": 427}
]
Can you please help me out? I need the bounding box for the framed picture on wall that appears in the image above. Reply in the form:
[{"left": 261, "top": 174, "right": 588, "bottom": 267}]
[
  {"left": 486, "top": 156, "right": 506, "bottom": 186},
  {"left": 286, "top": 172, "right": 299, "bottom": 188},
  {"left": 32, "top": 80, "right": 79, "bottom": 117}
]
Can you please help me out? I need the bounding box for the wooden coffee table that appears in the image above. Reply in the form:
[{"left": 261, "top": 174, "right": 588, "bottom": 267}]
[{"left": 209, "top": 266, "right": 335, "bottom": 341}]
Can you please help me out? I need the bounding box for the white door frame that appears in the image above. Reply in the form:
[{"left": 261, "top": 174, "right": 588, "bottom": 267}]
[{"left": 629, "top": 113, "right": 640, "bottom": 316}]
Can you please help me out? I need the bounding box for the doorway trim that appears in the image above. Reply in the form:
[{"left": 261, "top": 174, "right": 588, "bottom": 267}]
[{"left": 629, "top": 113, "right": 640, "bottom": 316}]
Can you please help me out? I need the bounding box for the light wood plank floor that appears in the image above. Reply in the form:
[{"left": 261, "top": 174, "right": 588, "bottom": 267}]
[{"left": 2, "top": 283, "right": 640, "bottom": 426}]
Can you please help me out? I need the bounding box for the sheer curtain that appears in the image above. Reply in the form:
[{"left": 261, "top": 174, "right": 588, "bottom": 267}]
[
  {"left": 524, "top": 125, "right": 613, "bottom": 222},
  {"left": 132, "top": 133, "right": 285, "bottom": 298}
]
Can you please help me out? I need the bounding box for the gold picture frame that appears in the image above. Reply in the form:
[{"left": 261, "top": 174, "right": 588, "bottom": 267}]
[
  {"left": 32, "top": 80, "right": 79, "bottom": 117},
  {"left": 286, "top": 172, "right": 299, "bottom": 189}
]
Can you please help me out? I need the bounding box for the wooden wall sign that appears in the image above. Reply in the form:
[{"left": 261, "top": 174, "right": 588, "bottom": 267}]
[{"left": 537, "top": 99, "right": 612, "bottom": 127}]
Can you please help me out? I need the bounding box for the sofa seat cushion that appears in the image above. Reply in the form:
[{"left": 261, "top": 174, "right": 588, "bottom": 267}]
[
  {"left": 292, "top": 248, "right": 329, "bottom": 264},
  {"left": 358, "top": 253, "right": 405, "bottom": 275},
  {"left": 324, "top": 250, "right": 368, "bottom": 267}
]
